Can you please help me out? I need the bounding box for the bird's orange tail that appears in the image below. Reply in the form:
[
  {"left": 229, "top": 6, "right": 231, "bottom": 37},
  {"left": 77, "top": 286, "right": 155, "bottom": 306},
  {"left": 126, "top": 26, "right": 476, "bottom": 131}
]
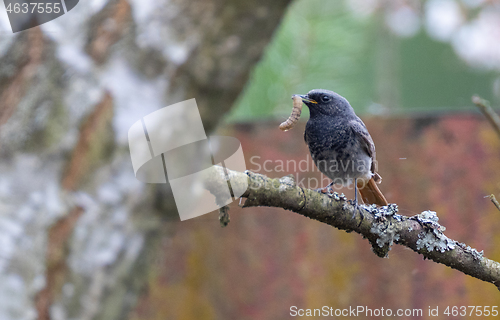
[{"left": 358, "top": 177, "right": 388, "bottom": 206}]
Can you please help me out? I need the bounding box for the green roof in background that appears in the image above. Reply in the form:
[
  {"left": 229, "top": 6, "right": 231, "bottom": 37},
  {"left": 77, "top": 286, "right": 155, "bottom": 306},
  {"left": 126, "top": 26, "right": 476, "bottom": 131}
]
[{"left": 226, "top": 0, "right": 498, "bottom": 123}]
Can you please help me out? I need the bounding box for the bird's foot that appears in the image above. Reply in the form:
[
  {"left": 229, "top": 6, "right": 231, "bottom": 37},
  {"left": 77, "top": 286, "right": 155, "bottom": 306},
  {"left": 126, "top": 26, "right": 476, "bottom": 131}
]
[
  {"left": 315, "top": 182, "right": 335, "bottom": 195},
  {"left": 349, "top": 200, "right": 367, "bottom": 227},
  {"left": 315, "top": 186, "right": 330, "bottom": 194}
]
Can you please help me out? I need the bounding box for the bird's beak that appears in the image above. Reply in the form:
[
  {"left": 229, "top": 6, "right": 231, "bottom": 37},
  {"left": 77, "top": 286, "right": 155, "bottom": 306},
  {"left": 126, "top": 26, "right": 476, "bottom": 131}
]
[{"left": 299, "top": 95, "right": 317, "bottom": 104}]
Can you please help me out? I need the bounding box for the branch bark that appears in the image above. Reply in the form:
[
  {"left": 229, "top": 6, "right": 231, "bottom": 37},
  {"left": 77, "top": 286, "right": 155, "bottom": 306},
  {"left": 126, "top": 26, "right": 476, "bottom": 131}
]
[
  {"left": 206, "top": 167, "right": 500, "bottom": 290},
  {"left": 473, "top": 95, "right": 500, "bottom": 139}
]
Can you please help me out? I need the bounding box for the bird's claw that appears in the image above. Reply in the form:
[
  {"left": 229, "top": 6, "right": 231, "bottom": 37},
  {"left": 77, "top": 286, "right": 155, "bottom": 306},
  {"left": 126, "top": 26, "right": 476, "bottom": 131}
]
[
  {"left": 315, "top": 182, "right": 335, "bottom": 195},
  {"left": 315, "top": 186, "right": 333, "bottom": 195},
  {"left": 352, "top": 203, "right": 367, "bottom": 227}
]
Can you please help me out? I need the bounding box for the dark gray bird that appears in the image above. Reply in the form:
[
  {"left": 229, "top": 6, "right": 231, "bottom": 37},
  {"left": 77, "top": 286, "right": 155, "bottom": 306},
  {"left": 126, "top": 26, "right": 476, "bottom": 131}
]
[{"left": 300, "top": 89, "right": 388, "bottom": 206}]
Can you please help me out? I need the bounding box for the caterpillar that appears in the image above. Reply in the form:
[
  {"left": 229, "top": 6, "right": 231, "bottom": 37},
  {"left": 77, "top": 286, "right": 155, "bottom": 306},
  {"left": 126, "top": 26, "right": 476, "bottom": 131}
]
[{"left": 279, "top": 95, "right": 303, "bottom": 131}]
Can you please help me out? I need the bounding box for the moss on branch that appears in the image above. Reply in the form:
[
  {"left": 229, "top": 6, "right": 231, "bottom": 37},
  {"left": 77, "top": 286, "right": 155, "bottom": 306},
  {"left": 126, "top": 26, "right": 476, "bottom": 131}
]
[{"left": 205, "top": 166, "right": 500, "bottom": 290}]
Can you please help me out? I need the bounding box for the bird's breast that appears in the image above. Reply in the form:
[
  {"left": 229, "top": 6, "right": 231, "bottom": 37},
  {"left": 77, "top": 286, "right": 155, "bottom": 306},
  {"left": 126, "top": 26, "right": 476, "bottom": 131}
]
[{"left": 305, "top": 118, "right": 372, "bottom": 183}]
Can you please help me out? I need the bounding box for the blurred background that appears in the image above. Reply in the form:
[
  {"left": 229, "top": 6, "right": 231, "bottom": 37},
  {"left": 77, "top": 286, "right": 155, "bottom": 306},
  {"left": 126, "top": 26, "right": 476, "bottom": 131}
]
[{"left": 0, "top": 0, "right": 500, "bottom": 319}]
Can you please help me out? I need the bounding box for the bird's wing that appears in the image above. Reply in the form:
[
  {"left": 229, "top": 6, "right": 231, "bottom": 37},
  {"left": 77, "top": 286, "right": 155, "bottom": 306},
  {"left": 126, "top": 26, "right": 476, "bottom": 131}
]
[{"left": 349, "top": 119, "right": 379, "bottom": 176}]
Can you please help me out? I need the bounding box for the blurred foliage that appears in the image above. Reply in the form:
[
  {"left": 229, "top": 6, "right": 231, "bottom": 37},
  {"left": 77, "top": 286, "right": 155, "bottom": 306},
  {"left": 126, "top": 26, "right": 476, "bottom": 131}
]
[
  {"left": 226, "top": 0, "right": 499, "bottom": 122},
  {"left": 135, "top": 115, "right": 500, "bottom": 320},
  {"left": 400, "top": 31, "right": 496, "bottom": 110}
]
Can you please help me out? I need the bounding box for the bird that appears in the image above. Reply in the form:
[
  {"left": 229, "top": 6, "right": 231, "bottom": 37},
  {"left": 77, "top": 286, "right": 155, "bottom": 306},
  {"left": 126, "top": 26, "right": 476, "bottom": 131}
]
[{"left": 299, "top": 89, "right": 388, "bottom": 207}]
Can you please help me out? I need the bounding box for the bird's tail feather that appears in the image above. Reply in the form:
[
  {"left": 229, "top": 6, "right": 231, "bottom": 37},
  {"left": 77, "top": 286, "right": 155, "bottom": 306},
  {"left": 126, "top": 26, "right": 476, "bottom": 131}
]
[{"left": 357, "top": 177, "right": 388, "bottom": 206}]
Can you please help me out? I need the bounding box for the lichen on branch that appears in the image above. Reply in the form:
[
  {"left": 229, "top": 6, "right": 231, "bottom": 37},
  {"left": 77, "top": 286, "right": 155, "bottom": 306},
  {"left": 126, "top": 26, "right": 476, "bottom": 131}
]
[{"left": 205, "top": 166, "right": 500, "bottom": 290}]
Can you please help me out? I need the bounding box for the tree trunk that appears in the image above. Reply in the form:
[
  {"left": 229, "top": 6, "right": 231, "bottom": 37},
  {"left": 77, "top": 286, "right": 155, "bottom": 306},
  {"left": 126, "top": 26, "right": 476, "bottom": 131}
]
[{"left": 0, "top": 0, "right": 291, "bottom": 319}]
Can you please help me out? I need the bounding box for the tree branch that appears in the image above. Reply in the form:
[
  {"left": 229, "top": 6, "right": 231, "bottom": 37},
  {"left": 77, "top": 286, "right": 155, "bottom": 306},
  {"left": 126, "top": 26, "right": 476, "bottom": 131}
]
[
  {"left": 206, "top": 166, "right": 500, "bottom": 290},
  {"left": 473, "top": 95, "right": 500, "bottom": 139},
  {"left": 486, "top": 194, "right": 500, "bottom": 213}
]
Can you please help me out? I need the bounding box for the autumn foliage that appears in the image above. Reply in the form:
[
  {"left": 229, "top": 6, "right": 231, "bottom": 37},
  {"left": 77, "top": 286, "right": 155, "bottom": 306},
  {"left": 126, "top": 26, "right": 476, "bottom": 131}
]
[{"left": 132, "top": 114, "right": 500, "bottom": 320}]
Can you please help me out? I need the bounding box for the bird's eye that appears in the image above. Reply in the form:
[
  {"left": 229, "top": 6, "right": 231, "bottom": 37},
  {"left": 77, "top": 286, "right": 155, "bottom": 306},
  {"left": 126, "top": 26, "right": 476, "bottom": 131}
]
[{"left": 322, "top": 95, "right": 331, "bottom": 102}]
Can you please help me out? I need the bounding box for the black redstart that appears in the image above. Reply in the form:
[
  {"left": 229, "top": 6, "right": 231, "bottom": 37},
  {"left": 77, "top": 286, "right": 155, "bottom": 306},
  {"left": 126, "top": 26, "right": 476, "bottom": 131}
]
[{"left": 299, "top": 89, "right": 388, "bottom": 206}]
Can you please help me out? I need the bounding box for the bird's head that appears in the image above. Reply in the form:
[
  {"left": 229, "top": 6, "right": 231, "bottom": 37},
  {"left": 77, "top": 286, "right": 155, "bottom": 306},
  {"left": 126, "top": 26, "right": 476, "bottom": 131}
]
[{"left": 300, "top": 89, "right": 354, "bottom": 117}]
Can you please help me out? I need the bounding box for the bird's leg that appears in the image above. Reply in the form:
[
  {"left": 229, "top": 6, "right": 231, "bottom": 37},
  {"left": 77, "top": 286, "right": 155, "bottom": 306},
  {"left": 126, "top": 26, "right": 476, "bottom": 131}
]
[
  {"left": 352, "top": 179, "right": 370, "bottom": 228},
  {"left": 354, "top": 178, "right": 358, "bottom": 206},
  {"left": 352, "top": 178, "right": 358, "bottom": 219},
  {"left": 353, "top": 178, "right": 364, "bottom": 222}
]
